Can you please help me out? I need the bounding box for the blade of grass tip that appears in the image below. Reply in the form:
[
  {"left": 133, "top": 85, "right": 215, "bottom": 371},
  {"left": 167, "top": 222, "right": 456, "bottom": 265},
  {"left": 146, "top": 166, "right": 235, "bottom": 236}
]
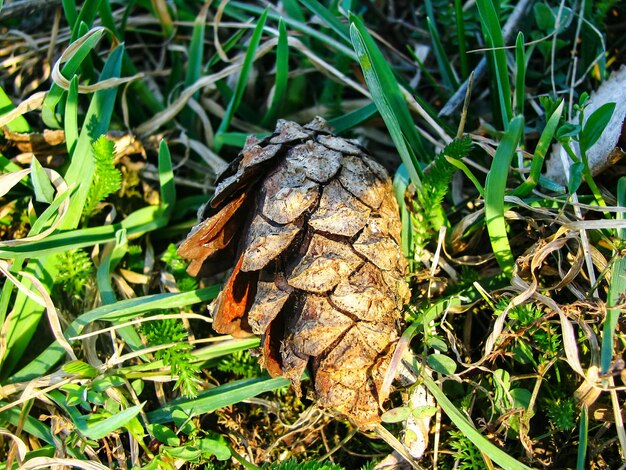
[
  {"left": 147, "top": 376, "right": 290, "bottom": 424},
  {"left": 601, "top": 176, "right": 626, "bottom": 374},
  {"left": 484, "top": 115, "right": 524, "bottom": 277},
  {"left": 261, "top": 18, "right": 289, "bottom": 126},
  {"left": 69, "top": 0, "right": 102, "bottom": 41},
  {"left": 158, "top": 139, "right": 176, "bottom": 217},
  {"left": 42, "top": 27, "right": 105, "bottom": 128},
  {"left": 426, "top": 16, "right": 460, "bottom": 92},
  {"left": 349, "top": 15, "right": 424, "bottom": 189},
  {"left": 215, "top": 8, "right": 269, "bottom": 150},
  {"left": 0, "top": 86, "right": 31, "bottom": 133},
  {"left": 64, "top": 76, "right": 79, "bottom": 156},
  {"left": 454, "top": 0, "right": 469, "bottom": 79},
  {"left": 514, "top": 32, "right": 525, "bottom": 117},
  {"left": 513, "top": 100, "right": 563, "bottom": 197},
  {"left": 422, "top": 374, "right": 532, "bottom": 470},
  {"left": 328, "top": 101, "right": 378, "bottom": 134},
  {"left": 576, "top": 404, "right": 589, "bottom": 470},
  {"left": 297, "top": 0, "right": 350, "bottom": 43},
  {"left": 10, "top": 286, "right": 220, "bottom": 382},
  {"left": 476, "top": 0, "right": 513, "bottom": 129},
  {"left": 181, "top": 2, "right": 209, "bottom": 131}
]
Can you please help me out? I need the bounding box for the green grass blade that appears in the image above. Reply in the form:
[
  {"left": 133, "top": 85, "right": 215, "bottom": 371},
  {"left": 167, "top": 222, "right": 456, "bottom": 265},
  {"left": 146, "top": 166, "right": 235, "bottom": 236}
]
[
  {"left": 158, "top": 139, "right": 176, "bottom": 216},
  {"left": 454, "top": 0, "right": 469, "bottom": 79},
  {"left": 147, "top": 376, "right": 290, "bottom": 424},
  {"left": 297, "top": 0, "right": 350, "bottom": 43},
  {"left": 42, "top": 27, "right": 105, "bottom": 128},
  {"left": 64, "top": 76, "right": 79, "bottom": 156},
  {"left": 0, "top": 204, "right": 171, "bottom": 259},
  {"left": 513, "top": 100, "right": 563, "bottom": 197},
  {"left": 261, "top": 18, "right": 289, "bottom": 126},
  {"left": 60, "top": 44, "right": 124, "bottom": 229},
  {"left": 328, "top": 101, "right": 378, "bottom": 133},
  {"left": 226, "top": 2, "right": 356, "bottom": 60},
  {"left": 70, "top": 0, "right": 103, "bottom": 41},
  {"left": 515, "top": 32, "right": 525, "bottom": 117},
  {"left": 423, "top": 374, "right": 532, "bottom": 470},
  {"left": 349, "top": 15, "right": 425, "bottom": 188},
  {"left": 10, "top": 286, "right": 220, "bottom": 382},
  {"left": 601, "top": 177, "right": 626, "bottom": 373},
  {"left": 476, "top": 0, "right": 512, "bottom": 129},
  {"left": 61, "top": 0, "right": 78, "bottom": 31},
  {"left": 215, "top": 8, "right": 268, "bottom": 148},
  {"left": 76, "top": 403, "right": 144, "bottom": 440},
  {"left": 181, "top": 3, "right": 209, "bottom": 130},
  {"left": 577, "top": 405, "right": 589, "bottom": 470},
  {"left": 426, "top": 17, "right": 459, "bottom": 91},
  {"left": 484, "top": 115, "right": 524, "bottom": 276},
  {"left": 0, "top": 86, "right": 30, "bottom": 132},
  {"left": 445, "top": 156, "right": 485, "bottom": 197}
]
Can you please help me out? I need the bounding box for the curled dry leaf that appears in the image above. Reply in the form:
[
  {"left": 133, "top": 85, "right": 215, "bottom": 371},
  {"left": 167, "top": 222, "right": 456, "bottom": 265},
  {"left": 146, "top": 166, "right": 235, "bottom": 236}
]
[{"left": 179, "top": 118, "right": 410, "bottom": 427}]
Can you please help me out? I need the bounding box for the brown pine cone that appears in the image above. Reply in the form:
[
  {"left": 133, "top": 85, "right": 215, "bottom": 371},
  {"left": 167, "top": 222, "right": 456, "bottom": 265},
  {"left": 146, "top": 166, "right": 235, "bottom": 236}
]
[{"left": 178, "top": 118, "right": 410, "bottom": 427}]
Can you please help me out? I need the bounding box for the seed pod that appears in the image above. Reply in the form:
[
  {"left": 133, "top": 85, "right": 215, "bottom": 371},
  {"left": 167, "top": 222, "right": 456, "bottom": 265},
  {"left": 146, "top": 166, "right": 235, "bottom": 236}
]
[{"left": 178, "top": 118, "right": 410, "bottom": 427}]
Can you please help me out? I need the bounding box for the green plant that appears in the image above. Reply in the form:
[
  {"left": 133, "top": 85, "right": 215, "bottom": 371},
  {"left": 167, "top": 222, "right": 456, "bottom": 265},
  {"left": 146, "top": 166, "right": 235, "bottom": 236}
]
[{"left": 141, "top": 317, "right": 202, "bottom": 398}]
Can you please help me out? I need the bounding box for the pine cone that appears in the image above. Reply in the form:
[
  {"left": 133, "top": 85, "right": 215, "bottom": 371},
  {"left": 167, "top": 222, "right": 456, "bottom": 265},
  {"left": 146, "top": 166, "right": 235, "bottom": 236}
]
[{"left": 178, "top": 118, "right": 410, "bottom": 427}]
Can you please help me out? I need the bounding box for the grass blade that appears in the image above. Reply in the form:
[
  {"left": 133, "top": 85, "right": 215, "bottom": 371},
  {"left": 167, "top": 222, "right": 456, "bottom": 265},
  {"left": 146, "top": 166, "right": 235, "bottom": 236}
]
[
  {"left": 577, "top": 405, "right": 589, "bottom": 470},
  {"left": 0, "top": 86, "right": 30, "bottom": 132},
  {"left": 601, "top": 177, "right": 626, "bottom": 373},
  {"left": 484, "top": 115, "right": 524, "bottom": 276},
  {"left": 513, "top": 100, "right": 563, "bottom": 197},
  {"left": 64, "top": 76, "right": 79, "bottom": 156},
  {"left": 76, "top": 403, "right": 144, "bottom": 440},
  {"left": 61, "top": 44, "right": 124, "bottom": 229},
  {"left": 261, "top": 18, "right": 289, "bottom": 126},
  {"left": 349, "top": 15, "right": 425, "bottom": 188},
  {"left": 215, "top": 8, "right": 269, "bottom": 148},
  {"left": 158, "top": 139, "right": 176, "bottom": 216},
  {"left": 328, "top": 101, "right": 378, "bottom": 133},
  {"left": 42, "top": 27, "right": 105, "bottom": 128},
  {"left": 148, "top": 376, "right": 290, "bottom": 424},
  {"left": 181, "top": 3, "right": 209, "bottom": 131},
  {"left": 426, "top": 17, "right": 459, "bottom": 92},
  {"left": 476, "top": 0, "right": 512, "bottom": 129},
  {"left": 423, "top": 374, "right": 532, "bottom": 469},
  {"left": 10, "top": 287, "right": 220, "bottom": 382},
  {"left": 454, "top": 0, "right": 469, "bottom": 79},
  {"left": 515, "top": 32, "right": 525, "bottom": 116}
]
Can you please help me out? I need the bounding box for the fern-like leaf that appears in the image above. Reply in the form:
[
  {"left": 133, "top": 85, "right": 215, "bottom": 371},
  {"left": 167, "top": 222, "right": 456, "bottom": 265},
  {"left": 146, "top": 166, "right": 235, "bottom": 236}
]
[
  {"left": 84, "top": 135, "right": 121, "bottom": 215},
  {"left": 54, "top": 249, "right": 94, "bottom": 298},
  {"left": 265, "top": 459, "right": 345, "bottom": 470}
]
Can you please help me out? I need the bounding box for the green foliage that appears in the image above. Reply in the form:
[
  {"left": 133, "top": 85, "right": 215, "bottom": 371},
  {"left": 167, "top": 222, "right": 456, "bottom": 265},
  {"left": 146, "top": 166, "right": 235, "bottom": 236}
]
[
  {"left": 217, "top": 349, "right": 261, "bottom": 379},
  {"left": 54, "top": 249, "right": 94, "bottom": 299},
  {"left": 545, "top": 397, "right": 577, "bottom": 432},
  {"left": 447, "top": 429, "right": 489, "bottom": 470},
  {"left": 265, "top": 459, "right": 345, "bottom": 470},
  {"left": 161, "top": 243, "right": 198, "bottom": 291},
  {"left": 84, "top": 135, "right": 122, "bottom": 216},
  {"left": 142, "top": 317, "right": 201, "bottom": 398}
]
